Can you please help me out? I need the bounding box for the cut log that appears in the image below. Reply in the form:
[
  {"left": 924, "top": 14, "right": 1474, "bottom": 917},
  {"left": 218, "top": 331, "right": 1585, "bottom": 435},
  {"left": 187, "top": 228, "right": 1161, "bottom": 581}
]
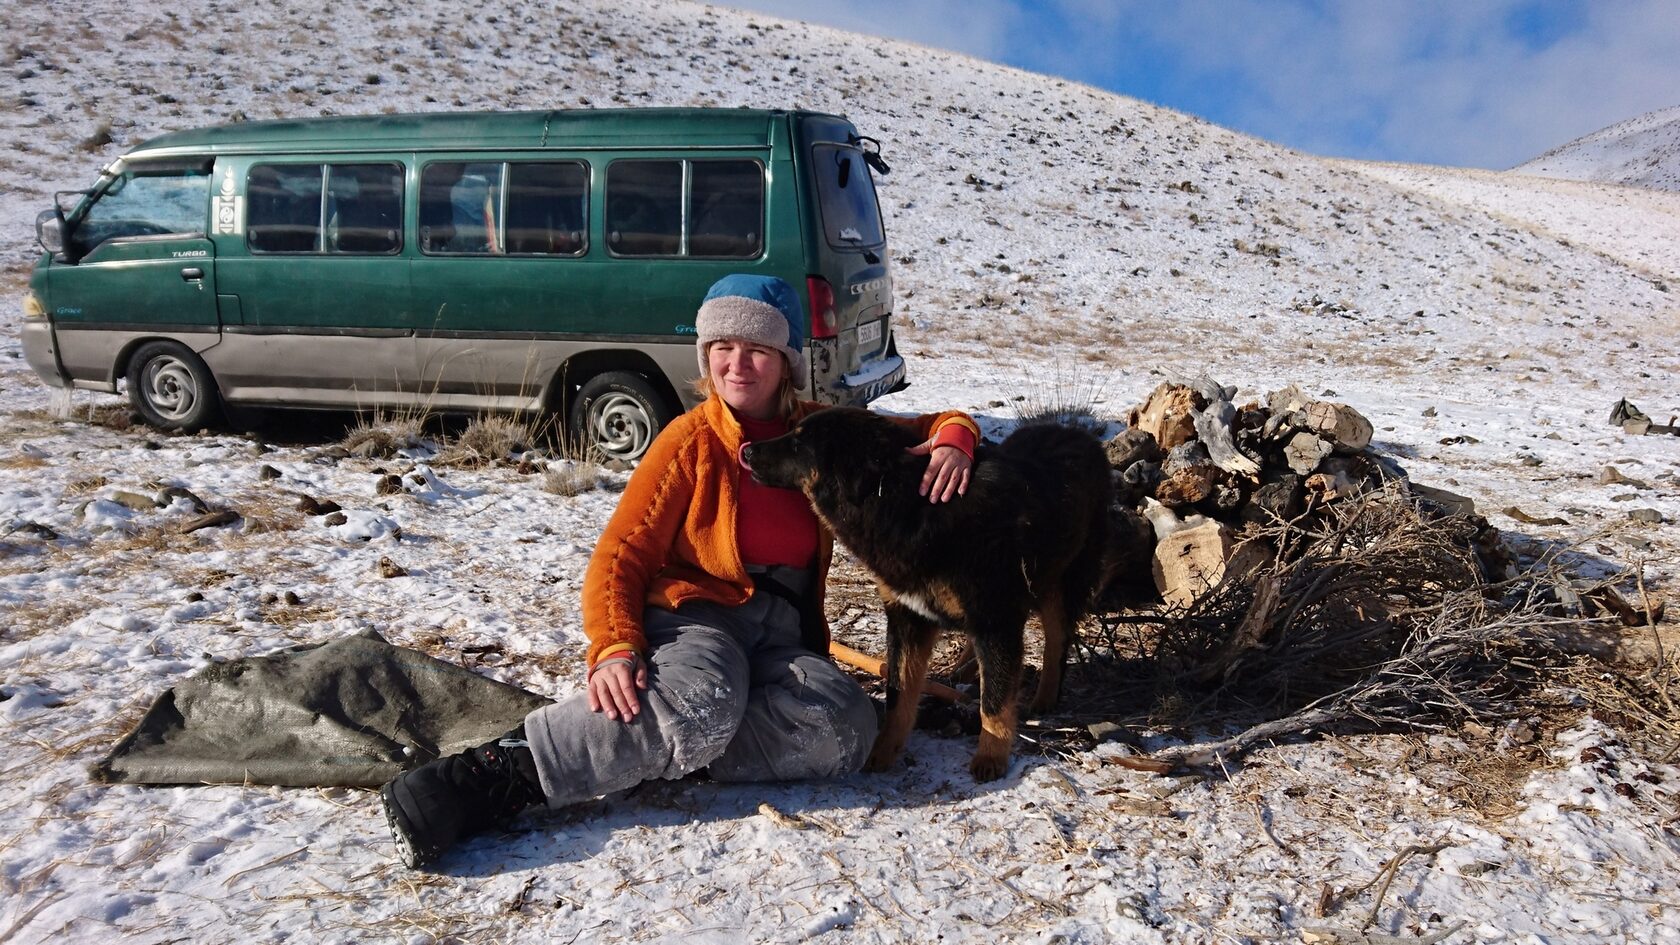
[
  {"left": 1104, "top": 427, "right": 1162, "bottom": 471},
  {"left": 1301, "top": 401, "right": 1373, "bottom": 453},
  {"left": 1151, "top": 520, "right": 1236, "bottom": 609},
  {"left": 1282, "top": 431, "right": 1333, "bottom": 475},
  {"left": 1156, "top": 463, "right": 1216, "bottom": 508},
  {"left": 1127, "top": 383, "right": 1203, "bottom": 450},
  {"left": 1241, "top": 470, "right": 1303, "bottom": 525},
  {"left": 1192, "top": 393, "right": 1262, "bottom": 476}
]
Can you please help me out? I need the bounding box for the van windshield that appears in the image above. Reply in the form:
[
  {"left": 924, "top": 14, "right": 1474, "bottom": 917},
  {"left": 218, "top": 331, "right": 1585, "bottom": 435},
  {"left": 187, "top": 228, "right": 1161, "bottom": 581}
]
[
  {"left": 811, "top": 145, "right": 885, "bottom": 249},
  {"left": 70, "top": 166, "right": 210, "bottom": 257}
]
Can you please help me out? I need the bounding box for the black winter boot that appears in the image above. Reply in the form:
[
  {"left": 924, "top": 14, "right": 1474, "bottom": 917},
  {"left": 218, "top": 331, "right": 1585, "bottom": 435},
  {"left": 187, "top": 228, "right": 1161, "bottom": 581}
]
[{"left": 380, "top": 726, "right": 546, "bottom": 868}]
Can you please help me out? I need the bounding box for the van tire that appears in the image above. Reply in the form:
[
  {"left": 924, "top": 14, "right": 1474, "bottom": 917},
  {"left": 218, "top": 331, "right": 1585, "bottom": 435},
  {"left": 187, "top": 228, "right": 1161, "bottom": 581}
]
[
  {"left": 569, "top": 371, "right": 673, "bottom": 463},
  {"left": 126, "top": 341, "right": 221, "bottom": 432}
]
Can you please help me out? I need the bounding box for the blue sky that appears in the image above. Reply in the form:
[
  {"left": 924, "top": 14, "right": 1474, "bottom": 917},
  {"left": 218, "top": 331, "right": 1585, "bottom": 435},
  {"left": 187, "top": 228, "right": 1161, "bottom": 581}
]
[{"left": 719, "top": 0, "right": 1680, "bottom": 169}]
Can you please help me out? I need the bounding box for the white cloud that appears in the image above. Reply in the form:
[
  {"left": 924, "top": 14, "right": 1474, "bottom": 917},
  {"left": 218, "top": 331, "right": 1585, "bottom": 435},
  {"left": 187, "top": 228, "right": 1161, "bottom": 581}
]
[{"left": 719, "top": 0, "right": 1680, "bottom": 168}]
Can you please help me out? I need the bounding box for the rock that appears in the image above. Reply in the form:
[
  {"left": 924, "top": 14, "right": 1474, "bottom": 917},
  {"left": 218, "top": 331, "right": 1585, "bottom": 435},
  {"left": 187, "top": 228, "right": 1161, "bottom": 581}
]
[
  {"left": 375, "top": 474, "right": 405, "bottom": 496},
  {"left": 283, "top": 591, "right": 303, "bottom": 606},
  {"left": 157, "top": 486, "right": 209, "bottom": 513},
  {"left": 377, "top": 556, "right": 408, "bottom": 578},
  {"left": 179, "top": 510, "right": 240, "bottom": 533},
  {"left": 108, "top": 490, "right": 161, "bottom": 511},
  {"left": 1422, "top": 406, "right": 1437, "bottom": 417},
  {"left": 1628, "top": 508, "right": 1665, "bottom": 524},
  {"left": 298, "top": 495, "right": 342, "bottom": 516},
  {"left": 17, "top": 522, "right": 59, "bottom": 540},
  {"left": 259, "top": 465, "right": 283, "bottom": 481},
  {"left": 1599, "top": 466, "right": 1649, "bottom": 489},
  {"left": 1519, "top": 455, "right": 1542, "bottom": 468},
  {"left": 322, "top": 511, "right": 348, "bottom": 527},
  {"left": 1409, "top": 483, "right": 1476, "bottom": 518}
]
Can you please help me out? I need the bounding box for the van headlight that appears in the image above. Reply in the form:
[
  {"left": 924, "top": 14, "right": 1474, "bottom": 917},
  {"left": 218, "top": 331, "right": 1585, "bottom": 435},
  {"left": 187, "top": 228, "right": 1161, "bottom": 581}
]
[{"left": 23, "top": 292, "right": 46, "bottom": 318}]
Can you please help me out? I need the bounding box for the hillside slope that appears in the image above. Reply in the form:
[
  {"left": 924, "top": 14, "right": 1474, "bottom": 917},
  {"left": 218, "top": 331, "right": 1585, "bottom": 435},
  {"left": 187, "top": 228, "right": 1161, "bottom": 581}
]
[{"left": 1513, "top": 104, "right": 1680, "bottom": 192}]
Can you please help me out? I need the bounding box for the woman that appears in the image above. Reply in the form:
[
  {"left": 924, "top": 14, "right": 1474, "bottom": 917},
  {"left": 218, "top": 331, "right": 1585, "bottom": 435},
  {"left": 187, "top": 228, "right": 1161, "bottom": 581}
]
[{"left": 381, "top": 274, "right": 978, "bottom": 868}]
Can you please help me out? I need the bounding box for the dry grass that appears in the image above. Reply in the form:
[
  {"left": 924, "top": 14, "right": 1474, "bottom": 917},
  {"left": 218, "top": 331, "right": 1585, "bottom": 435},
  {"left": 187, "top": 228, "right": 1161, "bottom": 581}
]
[
  {"left": 0, "top": 454, "right": 49, "bottom": 470},
  {"left": 340, "top": 411, "right": 430, "bottom": 459},
  {"left": 433, "top": 415, "right": 537, "bottom": 468}
]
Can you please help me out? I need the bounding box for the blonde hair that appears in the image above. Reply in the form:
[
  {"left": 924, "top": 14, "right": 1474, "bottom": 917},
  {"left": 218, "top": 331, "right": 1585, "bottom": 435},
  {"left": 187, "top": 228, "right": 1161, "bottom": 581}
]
[{"left": 691, "top": 358, "right": 802, "bottom": 420}]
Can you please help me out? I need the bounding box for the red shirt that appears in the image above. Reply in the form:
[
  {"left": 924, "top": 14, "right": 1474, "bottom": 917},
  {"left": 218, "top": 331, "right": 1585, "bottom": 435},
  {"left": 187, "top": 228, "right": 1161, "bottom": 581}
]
[{"left": 736, "top": 414, "right": 820, "bottom": 568}]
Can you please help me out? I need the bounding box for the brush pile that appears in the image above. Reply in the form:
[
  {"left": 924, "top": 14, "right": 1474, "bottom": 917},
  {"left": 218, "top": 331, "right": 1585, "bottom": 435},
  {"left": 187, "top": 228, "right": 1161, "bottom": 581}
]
[{"left": 1081, "top": 378, "right": 1632, "bottom": 767}]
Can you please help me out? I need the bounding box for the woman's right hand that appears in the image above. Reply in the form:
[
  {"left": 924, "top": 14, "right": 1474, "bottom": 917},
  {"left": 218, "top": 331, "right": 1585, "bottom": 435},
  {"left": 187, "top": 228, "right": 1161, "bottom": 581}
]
[{"left": 587, "top": 655, "right": 649, "bottom": 722}]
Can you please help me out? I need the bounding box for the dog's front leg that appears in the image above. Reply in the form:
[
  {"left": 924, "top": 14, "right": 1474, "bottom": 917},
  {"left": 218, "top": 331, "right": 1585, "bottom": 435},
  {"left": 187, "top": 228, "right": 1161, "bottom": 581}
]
[
  {"left": 1027, "top": 584, "right": 1069, "bottom": 717},
  {"left": 865, "top": 603, "right": 938, "bottom": 773},
  {"left": 970, "top": 621, "right": 1025, "bottom": 782}
]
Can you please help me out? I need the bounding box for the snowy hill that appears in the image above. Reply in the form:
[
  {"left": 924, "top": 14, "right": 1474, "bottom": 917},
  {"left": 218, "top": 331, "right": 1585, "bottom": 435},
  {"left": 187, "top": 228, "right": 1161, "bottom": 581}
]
[
  {"left": 1513, "top": 104, "right": 1680, "bottom": 192},
  {"left": 1, "top": 1, "right": 1678, "bottom": 943}
]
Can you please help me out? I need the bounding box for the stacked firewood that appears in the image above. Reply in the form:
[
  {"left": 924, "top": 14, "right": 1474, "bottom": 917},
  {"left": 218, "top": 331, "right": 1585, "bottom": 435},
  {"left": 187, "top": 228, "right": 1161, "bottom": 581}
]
[{"left": 1102, "top": 378, "right": 1508, "bottom": 610}]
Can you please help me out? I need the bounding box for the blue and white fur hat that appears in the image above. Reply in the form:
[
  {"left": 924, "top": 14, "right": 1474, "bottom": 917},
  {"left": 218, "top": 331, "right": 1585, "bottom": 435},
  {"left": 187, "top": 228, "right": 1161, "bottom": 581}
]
[{"left": 695, "top": 274, "right": 808, "bottom": 389}]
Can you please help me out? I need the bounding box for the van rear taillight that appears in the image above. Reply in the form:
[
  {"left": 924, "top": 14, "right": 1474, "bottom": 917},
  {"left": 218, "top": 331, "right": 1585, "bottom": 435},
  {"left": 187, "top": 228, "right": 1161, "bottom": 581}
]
[{"left": 806, "top": 276, "right": 838, "bottom": 339}]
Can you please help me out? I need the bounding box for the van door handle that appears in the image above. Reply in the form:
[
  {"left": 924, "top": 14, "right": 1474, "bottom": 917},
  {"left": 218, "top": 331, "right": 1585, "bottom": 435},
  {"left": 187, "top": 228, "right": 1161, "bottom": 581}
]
[{"left": 180, "top": 267, "right": 205, "bottom": 281}]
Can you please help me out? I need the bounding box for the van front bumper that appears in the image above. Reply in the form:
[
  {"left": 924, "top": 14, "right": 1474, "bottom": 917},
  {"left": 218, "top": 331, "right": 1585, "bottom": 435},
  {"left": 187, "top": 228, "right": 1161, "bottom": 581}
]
[
  {"left": 20, "top": 320, "right": 69, "bottom": 388},
  {"left": 839, "top": 354, "right": 907, "bottom": 405}
]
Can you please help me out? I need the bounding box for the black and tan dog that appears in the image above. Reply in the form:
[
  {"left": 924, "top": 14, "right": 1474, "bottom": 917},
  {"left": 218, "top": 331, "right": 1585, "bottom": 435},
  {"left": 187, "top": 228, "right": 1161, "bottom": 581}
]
[{"left": 742, "top": 407, "right": 1111, "bottom": 781}]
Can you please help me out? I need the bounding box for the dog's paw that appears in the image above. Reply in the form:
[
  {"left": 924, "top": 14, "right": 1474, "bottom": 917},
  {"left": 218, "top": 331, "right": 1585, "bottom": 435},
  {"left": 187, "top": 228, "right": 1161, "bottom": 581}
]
[
  {"left": 864, "top": 745, "right": 901, "bottom": 773},
  {"left": 968, "top": 751, "right": 1011, "bottom": 782}
]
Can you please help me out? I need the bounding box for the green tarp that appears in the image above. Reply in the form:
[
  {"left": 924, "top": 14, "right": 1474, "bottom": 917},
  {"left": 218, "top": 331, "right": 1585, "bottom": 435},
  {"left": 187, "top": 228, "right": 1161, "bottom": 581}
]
[{"left": 93, "top": 630, "right": 552, "bottom": 788}]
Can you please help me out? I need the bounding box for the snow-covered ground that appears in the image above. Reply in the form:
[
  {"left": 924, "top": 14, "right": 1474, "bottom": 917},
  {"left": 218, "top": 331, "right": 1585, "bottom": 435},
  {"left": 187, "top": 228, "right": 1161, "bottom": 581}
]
[
  {"left": 1513, "top": 104, "right": 1680, "bottom": 192},
  {"left": 1, "top": 1, "right": 1677, "bottom": 942}
]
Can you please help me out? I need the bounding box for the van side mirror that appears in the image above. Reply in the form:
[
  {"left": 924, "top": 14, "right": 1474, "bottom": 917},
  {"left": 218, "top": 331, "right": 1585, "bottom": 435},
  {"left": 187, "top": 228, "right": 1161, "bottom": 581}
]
[{"left": 36, "top": 207, "right": 65, "bottom": 255}]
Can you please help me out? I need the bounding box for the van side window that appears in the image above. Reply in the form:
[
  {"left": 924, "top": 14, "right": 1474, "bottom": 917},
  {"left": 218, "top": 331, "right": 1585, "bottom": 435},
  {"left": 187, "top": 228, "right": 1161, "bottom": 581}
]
[
  {"left": 326, "top": 164, "right": 403, "bottom": 254},
  {"left": 689, "top": 161, "right": 763, "bottom": 258},
  {"left": 607, "top": 161, "right": 683, "bottom": 256},
  {"left": 607, "top": 159, "right": 763, "bottom": 258},
  {"left": 248, "top": 165, "right": 324, "bottom": 253},
  {"left": 420, "top": 161, "right": 589, "bottom": 256},
  {"left": 249, "top": 163, "right": 403, "bottom": 254},
  {"left": 71, "top": 166, "right": 210, "bottom": 257},
  {"left": 420, "top": 162, "right": 503, "bottom": 254},
  {"left": 506, "top": 162, "right": 588, "bottom": 255}
]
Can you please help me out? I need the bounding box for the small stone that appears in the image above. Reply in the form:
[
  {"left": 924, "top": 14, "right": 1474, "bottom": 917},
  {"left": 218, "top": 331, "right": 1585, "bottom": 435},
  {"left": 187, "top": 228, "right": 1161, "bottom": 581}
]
[
  {"left": 322, "top": 511, "right": 348, "bottom": 526},
  {"left": 1520, "top": 455, "right": 1542, "bottom": 467},
  {"left": 157, "top": 486, "right": 209, "bottom": 513},
  {"left": 375, "top": 474, "right": 404, "bottom": 496},
  {"left": 1628, "top": 508, "right": 1665, "bottom": 524},
  {"left": 282, "top": 591, "right": 303, "bottom": 606},
  {"left": 185, "top": 591, "right": 205, "bottom": 603},
  {"left": 109, "top": 490, "right": 161, "bottom": 511},
  {"left": 1421, "top": 406, "right": 1437, "bottom": 417},
  {"left": 377, "top": 557, "right": 408, "bottom": 578},
  {"left": 259, "top": 465, "right": 283, "bottom": 481}
]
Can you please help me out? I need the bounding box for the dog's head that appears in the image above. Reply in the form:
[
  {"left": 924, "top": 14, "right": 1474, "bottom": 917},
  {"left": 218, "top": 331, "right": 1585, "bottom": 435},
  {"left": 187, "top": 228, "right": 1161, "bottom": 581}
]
[{"left": 741, "top": 407, "right": 923, "bottom": 502}]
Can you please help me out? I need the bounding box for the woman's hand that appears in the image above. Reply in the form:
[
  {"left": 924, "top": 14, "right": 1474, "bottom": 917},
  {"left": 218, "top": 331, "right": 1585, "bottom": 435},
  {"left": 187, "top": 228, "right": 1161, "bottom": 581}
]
[
  {"left": 587, "top": 654, "right": 649, "bottom": 722},
  {"left": 908, "top": 441, "right": 972, "bottom": 503}
]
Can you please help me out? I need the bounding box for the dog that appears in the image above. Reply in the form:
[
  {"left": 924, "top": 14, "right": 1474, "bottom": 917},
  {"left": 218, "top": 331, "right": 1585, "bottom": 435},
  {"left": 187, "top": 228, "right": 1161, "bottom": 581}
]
[{"left": 741, "top": 407, "right": 1112, "bottom": 781}]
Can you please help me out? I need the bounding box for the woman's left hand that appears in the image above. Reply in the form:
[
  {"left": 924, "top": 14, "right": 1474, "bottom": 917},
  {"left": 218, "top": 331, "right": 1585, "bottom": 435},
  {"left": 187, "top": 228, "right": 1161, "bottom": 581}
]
[{"left": 908, "top": 441, "right": 971, "bottom": 503}]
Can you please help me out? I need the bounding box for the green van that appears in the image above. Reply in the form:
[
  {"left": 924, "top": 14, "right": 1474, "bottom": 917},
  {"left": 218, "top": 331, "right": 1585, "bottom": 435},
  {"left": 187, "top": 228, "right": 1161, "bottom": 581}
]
[{"left": 22, "top": 108, "right": 905, "bottom": 460}]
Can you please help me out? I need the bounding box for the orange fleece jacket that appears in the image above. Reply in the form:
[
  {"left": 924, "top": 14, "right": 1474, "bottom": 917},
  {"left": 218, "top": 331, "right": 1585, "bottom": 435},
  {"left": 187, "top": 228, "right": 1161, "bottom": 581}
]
[{"left": 582, "top": 394, "right": 981, "bottom": 668}]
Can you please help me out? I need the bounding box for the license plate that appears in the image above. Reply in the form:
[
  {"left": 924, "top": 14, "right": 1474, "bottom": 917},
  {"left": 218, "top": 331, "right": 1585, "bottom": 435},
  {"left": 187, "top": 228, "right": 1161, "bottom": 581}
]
[{"left": 857, "top": 319, "right": 882, "bottom": 348}]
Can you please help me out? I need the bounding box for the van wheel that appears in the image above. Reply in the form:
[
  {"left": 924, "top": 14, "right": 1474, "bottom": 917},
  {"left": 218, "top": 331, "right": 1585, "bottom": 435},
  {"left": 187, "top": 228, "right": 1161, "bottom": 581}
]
[
  {"left": 127, "top": 341, "right": 221, "bottom": 431},
  {"left": 569, "top": 372, "right": 673, "bottom": 463}
]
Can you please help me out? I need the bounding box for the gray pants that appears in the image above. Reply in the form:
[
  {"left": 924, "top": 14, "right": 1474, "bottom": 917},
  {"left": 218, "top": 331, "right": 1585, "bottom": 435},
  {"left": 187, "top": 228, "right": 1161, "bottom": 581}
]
[{"left": 523, "top": 591, "right": 879, "bottom": 808}]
